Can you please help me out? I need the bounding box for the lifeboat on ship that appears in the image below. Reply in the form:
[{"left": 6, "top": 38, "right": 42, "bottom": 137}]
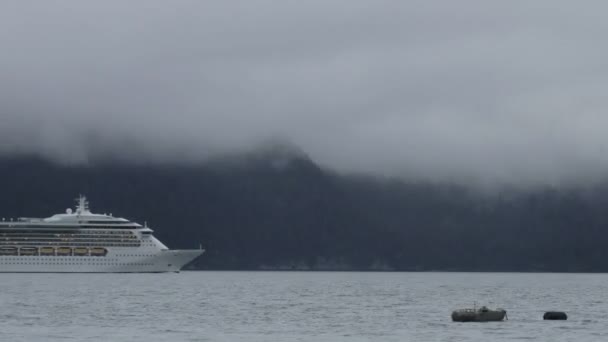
[
  {"left": 39, "top": 247, "right": 55, "bottom": 256},
  {"left": 0, "top": 247, "right": 18, "bottom": 256},
  {"left": 90, "top": 247, "right": 108, "bottom": 257},
  {"left": 73, "top": 247, "right": 89, "bottom": 256},
  {"left": 19, "top": 247, "right": 39, "bottom": 256},
  {"left": 56, "top": 247, "right": 72, "bottom": 256}
]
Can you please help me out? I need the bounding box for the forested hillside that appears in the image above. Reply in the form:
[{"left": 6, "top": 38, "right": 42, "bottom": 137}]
[{"left": 2, "top": 150, "right": 608, "bottom": 272}]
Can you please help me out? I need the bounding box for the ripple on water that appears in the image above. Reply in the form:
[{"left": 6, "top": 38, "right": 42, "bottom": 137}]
[{"left": 0, "top": 272, "right": 607, "bottom": 341}]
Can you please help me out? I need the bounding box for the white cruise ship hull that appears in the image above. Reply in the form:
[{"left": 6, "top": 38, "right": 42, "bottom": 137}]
[
  {"left": 0, "top": 196, "right": 205, "bottom": 273},
  {"left": 0, "top": 249, "right": 204, "bottom": 273}
]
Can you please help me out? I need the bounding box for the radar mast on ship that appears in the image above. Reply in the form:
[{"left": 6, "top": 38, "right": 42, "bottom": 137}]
[{"left": 75, "top": 195, "right": 91, "bottom": 215}]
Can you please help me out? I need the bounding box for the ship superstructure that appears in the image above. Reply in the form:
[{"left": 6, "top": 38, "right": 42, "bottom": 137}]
[{"left": 0, "top": 196, "right": 203, "bottom": 272}]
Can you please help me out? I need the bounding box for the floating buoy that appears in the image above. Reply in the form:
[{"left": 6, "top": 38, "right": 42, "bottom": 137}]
[{"left": 543, "top": 311, "right": 567, "bottom": 320}]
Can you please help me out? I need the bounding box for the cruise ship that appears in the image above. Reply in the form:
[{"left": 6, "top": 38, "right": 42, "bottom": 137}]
[{"left": 0, "top": 196, "right": 204, "bottom": 273}]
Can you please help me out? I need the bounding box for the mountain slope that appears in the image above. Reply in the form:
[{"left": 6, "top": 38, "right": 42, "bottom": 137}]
[{"left": 1, "top": 153, "right": 608, "bottom": 271}]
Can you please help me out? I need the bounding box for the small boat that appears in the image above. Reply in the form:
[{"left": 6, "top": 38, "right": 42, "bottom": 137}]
[{"left": 452, "top": 306, "right": 507, "bottom": 322}]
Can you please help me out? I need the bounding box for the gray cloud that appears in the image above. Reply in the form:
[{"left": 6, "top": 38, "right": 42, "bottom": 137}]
[{"left": 2, "top": 0, "right": 608, "bottom": 186}]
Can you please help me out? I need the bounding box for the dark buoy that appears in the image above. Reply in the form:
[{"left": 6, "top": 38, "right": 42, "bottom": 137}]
[{"left": 543, "top": 311, "right": 567, "bottom": 320}]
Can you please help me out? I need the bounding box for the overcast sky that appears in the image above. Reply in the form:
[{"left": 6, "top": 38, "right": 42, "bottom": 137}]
[{"left": 1, "top": 1, "right": 608, "bottom": 186}]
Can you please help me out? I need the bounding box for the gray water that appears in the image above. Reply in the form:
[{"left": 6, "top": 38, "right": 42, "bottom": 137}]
[{"left": 0, "top": 272, "right": 606, "bottom": 341}]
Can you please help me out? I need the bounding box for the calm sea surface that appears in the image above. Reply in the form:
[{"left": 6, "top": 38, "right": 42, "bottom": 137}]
[{"left": 0, "top": 272, "right": 606, "bottom": 341}]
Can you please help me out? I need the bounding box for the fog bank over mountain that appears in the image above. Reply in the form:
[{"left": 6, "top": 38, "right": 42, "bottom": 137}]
[{"left": 2, "top": 1, "right": 608, "bottom": 186}]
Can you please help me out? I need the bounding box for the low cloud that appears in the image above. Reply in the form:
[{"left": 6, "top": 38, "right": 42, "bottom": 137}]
[{"left": 2, "top": 1, "right": 608, "bottom": 186}]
